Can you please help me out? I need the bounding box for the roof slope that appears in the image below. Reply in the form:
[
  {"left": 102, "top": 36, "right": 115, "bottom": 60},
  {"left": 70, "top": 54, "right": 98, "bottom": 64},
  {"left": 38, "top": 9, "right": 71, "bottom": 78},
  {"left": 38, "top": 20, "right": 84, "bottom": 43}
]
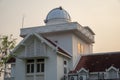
[
  {"left": 74, "top": 52, "right": 120, "bottom": 72},
  {"left": 43, "top": 37, "right": 71, "bottom": 57},
  {"left": 7, "top": 33, "right": 71, "bottom": 63}
]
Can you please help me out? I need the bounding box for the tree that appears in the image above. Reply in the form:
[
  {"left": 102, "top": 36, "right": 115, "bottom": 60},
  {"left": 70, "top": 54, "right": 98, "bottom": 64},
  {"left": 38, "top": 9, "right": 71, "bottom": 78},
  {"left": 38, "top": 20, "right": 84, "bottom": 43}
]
[{"left": 0, "top": 34, "right": 16, "bottom": 80}]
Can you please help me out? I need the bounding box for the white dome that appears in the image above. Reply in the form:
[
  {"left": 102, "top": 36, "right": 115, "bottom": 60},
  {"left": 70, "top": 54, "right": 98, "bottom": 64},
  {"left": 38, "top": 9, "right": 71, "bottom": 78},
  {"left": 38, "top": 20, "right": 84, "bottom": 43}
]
[{"left": 44, "top": 7, "right": 71, "bottom": 25}]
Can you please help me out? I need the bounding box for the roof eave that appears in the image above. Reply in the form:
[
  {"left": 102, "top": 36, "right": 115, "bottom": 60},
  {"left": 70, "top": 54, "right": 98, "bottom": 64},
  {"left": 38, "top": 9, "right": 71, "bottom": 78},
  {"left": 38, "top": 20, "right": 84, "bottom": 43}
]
[{"left": 57, "top": 51, "right": 72, "bottom": 59}]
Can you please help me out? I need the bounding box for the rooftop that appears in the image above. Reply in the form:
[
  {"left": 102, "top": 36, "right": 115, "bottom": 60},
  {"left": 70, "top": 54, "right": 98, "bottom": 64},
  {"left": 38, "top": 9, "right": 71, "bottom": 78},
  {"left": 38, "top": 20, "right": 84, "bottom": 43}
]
[{"left": 73, "top": 51, "right": 120, "bottom": 72}]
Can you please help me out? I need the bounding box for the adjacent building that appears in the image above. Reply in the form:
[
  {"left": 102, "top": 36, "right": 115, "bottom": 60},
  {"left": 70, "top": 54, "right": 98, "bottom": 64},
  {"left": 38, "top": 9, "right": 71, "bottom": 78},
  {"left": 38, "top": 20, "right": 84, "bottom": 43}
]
[{"left": 69, "top": 52, "right": 120, "bottom": 80}]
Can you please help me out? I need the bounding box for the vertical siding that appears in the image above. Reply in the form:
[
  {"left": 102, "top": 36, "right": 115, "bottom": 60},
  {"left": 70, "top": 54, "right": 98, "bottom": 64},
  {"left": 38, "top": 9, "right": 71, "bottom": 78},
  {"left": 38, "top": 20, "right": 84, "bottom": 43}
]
[
  {"left": 35, "top": 39, "right": 46, "bottom": 56},
  {"left": 26, "top": 40, "right": 34, "bottom": 57},
  {"left": 18, "top": 37, "right": 48, "bottom": 58}
]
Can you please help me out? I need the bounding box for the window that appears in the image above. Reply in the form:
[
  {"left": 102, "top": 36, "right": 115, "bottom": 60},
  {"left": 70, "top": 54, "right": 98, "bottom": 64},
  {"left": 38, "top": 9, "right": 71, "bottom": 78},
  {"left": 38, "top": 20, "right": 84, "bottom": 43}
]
[
  {"left": 26, "top": 59, "right": 34, "bottom": 73},
  {"left": 98, "top": 73, "right": 104, "bottom": 79},
  {"left": 36, "top": 59, "right": 44, "bottom": 73},
  {"left": 108, "top": 69, "right": 117, "bottom": 79},
  {"left": 26, "top": 59, "right": 44, "bottom": 74},
  {"left": 64, "top": 60, "right": 67, "bottom": 74},
  {"left": 79, "top": 76, "right": 83, "bottom": 80},
  {"left": 77, "top": 42, "right": 84, "bottom": 54},
  {"left": 64, "top": 67, "right": 67, "bottom": 74},
  {"left": 71, "top": 77, "right": 74, "bottom": 80}
]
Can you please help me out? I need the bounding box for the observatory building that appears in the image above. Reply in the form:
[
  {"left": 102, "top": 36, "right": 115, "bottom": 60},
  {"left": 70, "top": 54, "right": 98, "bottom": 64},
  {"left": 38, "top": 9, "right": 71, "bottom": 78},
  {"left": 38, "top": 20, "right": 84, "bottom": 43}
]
[{"left": 5, "top": 7, "right": 120, "bottom": 80}]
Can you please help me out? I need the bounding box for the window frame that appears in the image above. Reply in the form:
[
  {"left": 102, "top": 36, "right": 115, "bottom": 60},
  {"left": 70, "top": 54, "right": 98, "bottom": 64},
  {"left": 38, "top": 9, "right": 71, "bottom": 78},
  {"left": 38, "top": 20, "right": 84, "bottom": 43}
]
[
  {"left": 77, "top": 41, "right": 84, "bottom": 54},
  {"left": 26, "top": 59, "right": 45, "bottom": 74},
  {"left": 36, "top": 59, "right": 44, "bottom": 73},
  {"left": 26, "top": 59, "right": 34, "bottom": 74},
  {"left": 64, "top": 60, "right": 68, "bottom": 74}
]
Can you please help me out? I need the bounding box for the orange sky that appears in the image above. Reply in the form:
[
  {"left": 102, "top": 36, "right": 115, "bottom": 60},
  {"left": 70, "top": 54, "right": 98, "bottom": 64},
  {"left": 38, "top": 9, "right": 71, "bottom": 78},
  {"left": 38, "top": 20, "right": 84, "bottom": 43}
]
[{"left": 0, "top": 0, "right": 120, "bottom": 53}]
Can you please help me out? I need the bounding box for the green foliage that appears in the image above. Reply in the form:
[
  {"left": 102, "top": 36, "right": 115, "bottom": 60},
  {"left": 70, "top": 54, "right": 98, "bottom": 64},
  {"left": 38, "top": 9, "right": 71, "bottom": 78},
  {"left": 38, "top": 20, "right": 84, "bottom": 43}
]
[
  {"left": 0, "top": 34, "right": 16, "bottom": 73},
  {"left": 0, "top": 34, "right": 16, "bottom": 55}
]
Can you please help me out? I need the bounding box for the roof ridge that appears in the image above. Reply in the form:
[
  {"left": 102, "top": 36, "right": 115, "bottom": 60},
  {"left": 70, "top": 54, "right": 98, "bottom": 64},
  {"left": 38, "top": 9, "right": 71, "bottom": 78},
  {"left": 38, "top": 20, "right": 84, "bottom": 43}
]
[
  {"left": 93, "top": 51, "right": 120, "bottom": 54},
  {"left": 82, "top": 51, "right": 120, "bottom": 57}
]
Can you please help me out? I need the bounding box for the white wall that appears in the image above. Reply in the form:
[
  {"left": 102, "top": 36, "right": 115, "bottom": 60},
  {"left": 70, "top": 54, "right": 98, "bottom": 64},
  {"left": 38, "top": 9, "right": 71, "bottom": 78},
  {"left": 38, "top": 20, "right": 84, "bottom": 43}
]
[
  {"left": 72, "top": 34, "right": 92, "bottom": 68},
  {"left": 11, "top": 47, "right": 26, "bottom": 80},
  {"left": 57, "top": 55, "right": 64, "bottom": 80},
  {"left": 46, "top": 19, "right": 69, "bottom": 25},
  {"left": 15, "top": 58, "right": 26, "bottom": 80},
  {"left": 57, "top": 54, "right": 70, "bottom": 80},
  {"left": 43, "top": 32, "right": 73, "bottom": 54},
  {"left": 43, "top": 32, "right": 74, "bottom": 71},
  {"left": 44, "top": 31, "right": 93, "bottom": 70},
  {"left": 45, "top": 46, "right": 57, "bottom": 80}
]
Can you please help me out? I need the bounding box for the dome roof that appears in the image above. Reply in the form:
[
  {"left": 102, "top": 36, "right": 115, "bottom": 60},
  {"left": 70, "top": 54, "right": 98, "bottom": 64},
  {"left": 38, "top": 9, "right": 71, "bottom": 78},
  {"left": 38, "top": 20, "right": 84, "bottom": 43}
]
[{"left": 44, "top": 7, "right": 71, "bottom": 25}]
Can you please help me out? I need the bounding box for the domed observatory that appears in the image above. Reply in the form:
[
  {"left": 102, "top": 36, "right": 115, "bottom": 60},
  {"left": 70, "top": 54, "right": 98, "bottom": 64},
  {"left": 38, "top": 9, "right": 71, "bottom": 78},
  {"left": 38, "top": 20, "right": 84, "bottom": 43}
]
[
  {"left": 44, "top": 7, "right": 71, "bottom": 25},
  {"left": 12, "top": 7, "right": 95, "bottom": 80}
]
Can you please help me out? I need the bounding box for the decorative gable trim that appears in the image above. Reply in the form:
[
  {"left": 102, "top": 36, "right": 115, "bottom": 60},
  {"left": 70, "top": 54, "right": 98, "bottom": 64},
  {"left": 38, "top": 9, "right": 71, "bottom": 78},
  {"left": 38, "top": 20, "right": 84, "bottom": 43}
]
[
  {"left": 106, "top": 66, "right": 119, "bottom": 72},
  {"left": 12, "top": 34, "right": 31, "bottom": 53},
  {"left": 106, "top": 66, "right": 119, "bottom": 79},
  {"left": 12, "top": 33, "right": 71, "bottom": 59},
  {"left": 33, "top": 33, "right": 55, "bottom": 49},
  {"left": 12, "top": 33, "right": 56, "bottom": 53},
  {"left": 78, "top": 68, "right": 89, "bottom": 73}
]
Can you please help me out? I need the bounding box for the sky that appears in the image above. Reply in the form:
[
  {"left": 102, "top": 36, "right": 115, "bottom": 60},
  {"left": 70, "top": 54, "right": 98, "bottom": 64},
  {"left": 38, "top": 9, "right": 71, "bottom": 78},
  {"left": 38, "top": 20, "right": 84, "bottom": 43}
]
[{"left": 0, "top": 0, "right": 120, "bottom": 53}]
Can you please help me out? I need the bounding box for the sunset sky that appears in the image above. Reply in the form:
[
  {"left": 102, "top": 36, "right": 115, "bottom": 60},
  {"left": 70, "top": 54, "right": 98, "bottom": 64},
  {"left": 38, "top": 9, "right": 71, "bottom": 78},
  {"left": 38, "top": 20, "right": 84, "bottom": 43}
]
[{"left": 0, "top": 0, "right": 120, "bottom": 53}]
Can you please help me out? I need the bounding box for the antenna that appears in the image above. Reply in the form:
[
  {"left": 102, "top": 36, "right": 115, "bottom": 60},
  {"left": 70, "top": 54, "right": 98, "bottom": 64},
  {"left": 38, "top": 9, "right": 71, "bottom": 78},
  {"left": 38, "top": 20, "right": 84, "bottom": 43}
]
[{"left": 22, "top": 14, "right": 25, "bottom": 28}]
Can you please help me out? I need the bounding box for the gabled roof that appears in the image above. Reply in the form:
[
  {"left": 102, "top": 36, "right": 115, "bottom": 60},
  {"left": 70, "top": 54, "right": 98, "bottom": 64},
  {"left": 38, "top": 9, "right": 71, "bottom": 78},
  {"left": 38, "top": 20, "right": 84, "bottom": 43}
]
[
  {"left": 8, "top": 33, "right": 71, "bottom": 63},
  {"left": 72, "top": 52, "right": 120, "bottom": 73},
  {"left": 13, "top": 33, "right": 55, "bottom": 53}
]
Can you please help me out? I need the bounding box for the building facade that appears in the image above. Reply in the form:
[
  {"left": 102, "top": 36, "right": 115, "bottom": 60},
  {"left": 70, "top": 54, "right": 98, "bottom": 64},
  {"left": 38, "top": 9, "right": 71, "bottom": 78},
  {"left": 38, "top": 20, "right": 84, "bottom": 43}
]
[
  {"left": 69, "top": 52, "right": 120, "bottom": 80},
  {"left": 6, "top": 7, "right": 94, "bottom": 80},
  {"left": 5, "top": 7, "right": 120, "bottom": 80}
]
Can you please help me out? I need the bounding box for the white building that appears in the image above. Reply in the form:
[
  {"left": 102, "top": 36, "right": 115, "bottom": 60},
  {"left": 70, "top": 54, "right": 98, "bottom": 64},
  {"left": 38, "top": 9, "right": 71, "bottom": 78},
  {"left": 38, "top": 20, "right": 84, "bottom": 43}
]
[
  {"left": 5, "top": 6, "right": 120, "bottom": 80},
  {"left": 6, "top": 7, "right": 95, "bottom": 80}
]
